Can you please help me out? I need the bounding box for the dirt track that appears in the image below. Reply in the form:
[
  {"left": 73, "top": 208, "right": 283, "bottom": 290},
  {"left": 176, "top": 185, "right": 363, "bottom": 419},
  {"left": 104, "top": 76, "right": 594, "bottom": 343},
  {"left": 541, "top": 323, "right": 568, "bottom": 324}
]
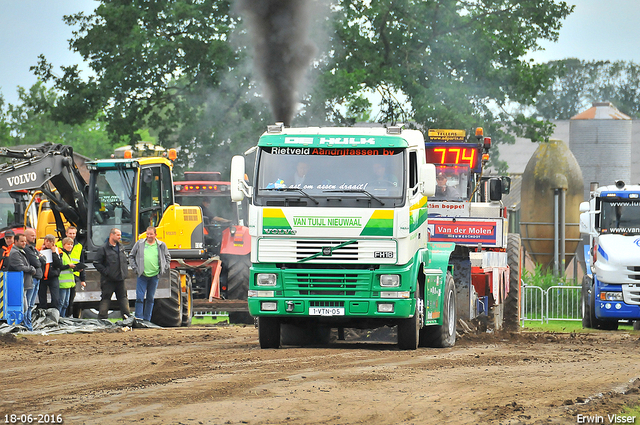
[{"left": 1, "top": 325, "right": 640, "bottom": 425}]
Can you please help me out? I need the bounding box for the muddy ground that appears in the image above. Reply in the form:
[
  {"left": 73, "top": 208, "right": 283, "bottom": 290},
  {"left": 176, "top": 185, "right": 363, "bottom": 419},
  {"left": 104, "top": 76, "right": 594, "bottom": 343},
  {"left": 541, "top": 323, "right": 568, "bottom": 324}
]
[{"left": 1, "top": 324, "right": 639, "bottom": 425}]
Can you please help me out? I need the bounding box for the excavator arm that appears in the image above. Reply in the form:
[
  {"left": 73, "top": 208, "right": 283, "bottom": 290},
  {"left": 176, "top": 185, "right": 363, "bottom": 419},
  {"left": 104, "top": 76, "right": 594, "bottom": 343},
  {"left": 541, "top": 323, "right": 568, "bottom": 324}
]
[{"left": 0, "top": 143, "right": 89, "bottom": 233}]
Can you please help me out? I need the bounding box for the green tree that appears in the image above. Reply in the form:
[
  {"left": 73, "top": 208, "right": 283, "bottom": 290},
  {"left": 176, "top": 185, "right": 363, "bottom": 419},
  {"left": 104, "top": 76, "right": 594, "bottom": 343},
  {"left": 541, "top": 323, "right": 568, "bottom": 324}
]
[
  {"left": 536, "top": 59, "right": 640, "bottom": 119},
  {"left": 0, "top": 94, "right": 11, "bottom": 146},
  {"left": 33, "top": 0, "right": 271, "bottom": 177},
  {"left": 297, "top": 0, "right": 574, "bottom": 172},
  {"left": 1, "top": 82, "right": 115, "bottom": 159},
  {"left": 34, "top": 0, "right": 574, "bottom": 174}
]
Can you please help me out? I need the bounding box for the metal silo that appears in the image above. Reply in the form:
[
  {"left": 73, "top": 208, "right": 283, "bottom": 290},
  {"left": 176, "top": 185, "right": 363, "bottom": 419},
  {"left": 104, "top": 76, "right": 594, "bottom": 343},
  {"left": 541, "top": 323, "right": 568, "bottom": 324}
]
[
  {"left": 520, "top": 139, "right": 583, "bottom": 273},
  {"left": 570, "top": 102, "right": 632, "bottom": 200}
]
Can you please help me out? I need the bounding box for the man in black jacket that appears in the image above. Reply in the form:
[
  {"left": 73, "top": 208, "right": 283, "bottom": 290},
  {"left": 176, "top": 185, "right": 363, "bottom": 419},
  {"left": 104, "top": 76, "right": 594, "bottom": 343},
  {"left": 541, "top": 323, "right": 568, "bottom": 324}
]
[
  {"left": 8, "top": 233, "right": 36, "bottom": 330},
  {"left": 24, "top": 228, "right": 44, "bottom": 315},
  {"left": 94, "top": 228, "right": 131, "bottom": 319}
]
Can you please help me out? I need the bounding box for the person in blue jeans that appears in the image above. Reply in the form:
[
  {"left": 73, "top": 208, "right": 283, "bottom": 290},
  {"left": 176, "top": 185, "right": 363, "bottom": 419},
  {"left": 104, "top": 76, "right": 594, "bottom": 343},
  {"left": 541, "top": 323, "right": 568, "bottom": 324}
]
[{"left": 129, "top": 226, "right": 171, "bottom": 322}]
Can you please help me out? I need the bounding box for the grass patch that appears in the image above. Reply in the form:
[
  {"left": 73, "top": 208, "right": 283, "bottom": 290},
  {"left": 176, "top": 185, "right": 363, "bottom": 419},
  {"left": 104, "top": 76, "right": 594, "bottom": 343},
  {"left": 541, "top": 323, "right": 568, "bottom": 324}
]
[
  {"left": 522, "top": 320, "right": 635, "bottom": 332},
  {"left": 622, "top": 403, "right": 640, "bottom": 418},
  {"left": 192, "top": 315, "right": 229, "bottom": 325},
  {"left": 104, "top": 314, "right": 230, "bottom": 325}
]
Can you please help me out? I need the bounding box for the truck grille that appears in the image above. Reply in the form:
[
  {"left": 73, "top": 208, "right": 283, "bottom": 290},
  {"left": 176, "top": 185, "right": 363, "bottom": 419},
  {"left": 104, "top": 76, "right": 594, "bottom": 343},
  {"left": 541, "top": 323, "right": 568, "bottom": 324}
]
[
  {"left": 258, "top": 239, "right": 396, "bottom": 264},
  {"left": 282, "top": 270, "right": 371, "bottom": 297},
  {"left": 622, "top": 284, "right": 640, "bottom": 305},
  {"left": 309, "top": 301, "right": 345, "bottom": 308},
  {"left": 627, "top": 267, "right": 640, "bottom": 281}
]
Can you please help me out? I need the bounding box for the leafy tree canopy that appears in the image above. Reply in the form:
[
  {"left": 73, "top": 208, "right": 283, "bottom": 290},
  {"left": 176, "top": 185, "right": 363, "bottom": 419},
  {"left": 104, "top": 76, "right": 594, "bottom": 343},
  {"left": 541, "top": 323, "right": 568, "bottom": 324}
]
[
  {"left": 535, "top": 59, "right": 640, "bottom": 120},
  {"left": 32, "top": 0, "right": 573, "bottom": 174},
  {"left": 0, "top": 82, "right": 115, "bottom": 159}
]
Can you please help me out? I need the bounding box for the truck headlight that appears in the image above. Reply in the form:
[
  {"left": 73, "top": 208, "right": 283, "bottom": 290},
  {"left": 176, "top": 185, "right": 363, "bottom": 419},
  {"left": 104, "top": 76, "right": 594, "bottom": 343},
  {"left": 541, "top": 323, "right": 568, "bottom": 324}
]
[
  {"left": 377, "top": 303, "right": 394, "bottom": 313},
  {"left": 261, "top": 301, "right": 278, "bottom": 311},
  {"left": 380, "top": 275, "right": 400, "bottom": 287},
  {"left": 600, "top": 291, "right": 623, "bottom": 301},
  {"left": 256, "top": 273, "right": 277, "bottom": 286},
  {"left": 380, "top": 291, "right": 410, "bottom": 299},
  {"left": 248, "top": 290, "right": 275, "bottom": 298}
]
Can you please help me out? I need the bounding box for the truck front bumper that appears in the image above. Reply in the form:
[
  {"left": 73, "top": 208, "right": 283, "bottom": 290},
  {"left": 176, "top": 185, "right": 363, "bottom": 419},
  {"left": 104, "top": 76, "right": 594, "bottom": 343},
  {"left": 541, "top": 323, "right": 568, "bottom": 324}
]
[
  {"left": 248, "top": 296, "right": 415, "bottom": 319},
  {"left": 595, "top": 300, "right": 640, "bottom": 320}
]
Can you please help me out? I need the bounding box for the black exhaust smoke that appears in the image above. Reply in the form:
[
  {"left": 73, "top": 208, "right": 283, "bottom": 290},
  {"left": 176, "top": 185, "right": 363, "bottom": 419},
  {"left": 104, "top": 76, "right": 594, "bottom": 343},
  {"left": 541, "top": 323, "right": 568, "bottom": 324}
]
[{"left": 237, "top": 0, "right": 316, "bottom": 125}]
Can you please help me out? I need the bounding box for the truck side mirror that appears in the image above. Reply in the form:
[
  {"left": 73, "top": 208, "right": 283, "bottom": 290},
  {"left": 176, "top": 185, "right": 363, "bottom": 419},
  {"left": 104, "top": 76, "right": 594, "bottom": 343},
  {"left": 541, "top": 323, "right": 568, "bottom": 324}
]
[
  {"left": 489, "top": 178, "right": 502, "bottom": 201},
  {"left": 579, "top": 212, "right": 590, "bottom": 234},
  {"left": 230, "top": 155, "right": 247, "bottom": 202},
  {"left": 579, "top": 201, "right": 589, "bottom": 213},
  {"left": 419, "top": 163, "right": 436, "bottom": 197}
]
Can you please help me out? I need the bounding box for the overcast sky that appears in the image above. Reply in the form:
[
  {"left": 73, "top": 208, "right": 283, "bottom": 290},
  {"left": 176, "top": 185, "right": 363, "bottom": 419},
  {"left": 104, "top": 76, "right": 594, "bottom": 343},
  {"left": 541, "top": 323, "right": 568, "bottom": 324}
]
[{"left": 1, "top": 0, "right": 639, "bottom": 106}]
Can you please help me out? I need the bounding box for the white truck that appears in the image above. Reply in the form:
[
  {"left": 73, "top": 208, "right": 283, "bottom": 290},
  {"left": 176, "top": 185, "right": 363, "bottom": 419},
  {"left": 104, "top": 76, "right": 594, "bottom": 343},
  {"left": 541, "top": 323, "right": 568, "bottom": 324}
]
[
  {"left": 230, "top": 124, "right": 457, "bottom": 349},
  {"left": 580, "top": 180, "right": 640, "bottom": 330}
]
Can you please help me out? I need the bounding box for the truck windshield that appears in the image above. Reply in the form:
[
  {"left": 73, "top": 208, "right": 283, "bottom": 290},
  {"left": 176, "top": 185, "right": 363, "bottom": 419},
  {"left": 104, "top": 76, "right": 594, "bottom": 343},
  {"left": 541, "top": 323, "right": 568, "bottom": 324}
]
[
  {"left": 600, "top": 199, "right": 640, "bottom": 234},
  {"left": 254, "top": 147, "right": 405, "bottom": 207},
  {"left": 0, "top": 192, "right": 17, "bottom": 229},
  {"left": 431, "top": 164, "right": 469, "bottom": 201},
  {"left": 89, "top": 168, "right": 135, "bottom": 246}
]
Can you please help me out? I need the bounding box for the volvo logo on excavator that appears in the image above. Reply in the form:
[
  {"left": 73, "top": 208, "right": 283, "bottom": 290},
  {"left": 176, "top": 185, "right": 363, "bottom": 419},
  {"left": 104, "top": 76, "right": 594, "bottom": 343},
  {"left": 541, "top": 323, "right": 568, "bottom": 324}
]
[{"left": 6, "top": 172, "right": 37, "bottom": 187}]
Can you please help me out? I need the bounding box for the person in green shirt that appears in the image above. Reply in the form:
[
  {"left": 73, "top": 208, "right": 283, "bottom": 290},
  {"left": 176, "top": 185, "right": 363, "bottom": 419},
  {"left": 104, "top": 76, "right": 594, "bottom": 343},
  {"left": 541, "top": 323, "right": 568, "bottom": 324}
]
[{"left": 129, "top": 226, "right": 171, "bottom": 321}]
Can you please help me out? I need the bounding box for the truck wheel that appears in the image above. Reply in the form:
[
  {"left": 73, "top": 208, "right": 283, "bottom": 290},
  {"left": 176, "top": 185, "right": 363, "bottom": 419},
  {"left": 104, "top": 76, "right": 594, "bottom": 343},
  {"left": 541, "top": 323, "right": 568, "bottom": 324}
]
[
  {"left": 224, "top": 254, "right": 251, "bottom": 300},
  {"left": 151, "top": 270, "right": 183, "bottom": 327},
  {"left": 398, "top": 302, "right": 420, "bottom": 350},
  {"left": 420, "top": 272, "right": 456, "bottom": 348},
  {"left": 258, "top": 317, "right": 280, "bottom": 349},
  {"left": 181, "top": 274, "right": 193, "bottom": 327},
  {"left": 503, "top": 234, "right": 521, "bottom": 332},
  {"left": 581, "top": 275, "right": 593, "bottom": 329},
  {"left": 634, "top": 321, "right": 640, "bottom": 331}
]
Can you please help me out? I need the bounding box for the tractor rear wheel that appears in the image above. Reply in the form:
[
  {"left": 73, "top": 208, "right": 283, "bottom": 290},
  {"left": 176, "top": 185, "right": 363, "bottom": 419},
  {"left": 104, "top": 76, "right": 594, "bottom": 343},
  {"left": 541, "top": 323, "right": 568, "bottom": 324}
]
[
  {"left": 503, "top": 234, "right": 522, "bottom": 332},
  {"left": 224, "top": 254, "right": 251, "bottom": 300},
  {"left": 151, "top": 270, "right": 182, "bottom": 327},
  {"left": 181, "top": 274, "right": 193, "bottom": 327}
]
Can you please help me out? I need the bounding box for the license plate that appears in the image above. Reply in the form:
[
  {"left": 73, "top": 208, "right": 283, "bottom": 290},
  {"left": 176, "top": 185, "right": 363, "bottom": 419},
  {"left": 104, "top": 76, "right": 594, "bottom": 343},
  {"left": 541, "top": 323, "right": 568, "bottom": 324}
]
[{"left": 309, "top": 307, "right": 345, "bottom": 316}]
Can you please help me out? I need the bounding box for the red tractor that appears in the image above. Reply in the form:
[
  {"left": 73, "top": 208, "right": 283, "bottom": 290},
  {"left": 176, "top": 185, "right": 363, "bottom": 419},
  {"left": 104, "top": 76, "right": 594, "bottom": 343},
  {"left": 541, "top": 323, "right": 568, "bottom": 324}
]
[{"left": 173, "top": 172, "right": 252, "bottom": 322}]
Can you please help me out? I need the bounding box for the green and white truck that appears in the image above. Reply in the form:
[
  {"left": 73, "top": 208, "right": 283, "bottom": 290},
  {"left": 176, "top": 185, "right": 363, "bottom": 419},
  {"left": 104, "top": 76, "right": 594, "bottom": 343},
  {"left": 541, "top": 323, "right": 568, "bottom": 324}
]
[{"left": 230, "top": 124, "right": 456, "bottom": 349}]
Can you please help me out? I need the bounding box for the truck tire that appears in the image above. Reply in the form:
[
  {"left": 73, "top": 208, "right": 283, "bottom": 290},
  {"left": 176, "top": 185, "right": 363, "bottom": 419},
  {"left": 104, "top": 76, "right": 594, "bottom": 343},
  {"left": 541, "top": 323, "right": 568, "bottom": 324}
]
[
  {"left": 258, "top": 317, "right": 280, "bottom": 349},
  {"left": 181, "top": 274, "right": 193, "bottom": 327},
  {"left": 151, "top": 270, "right": 183, "bottom": 327},
  {"left": 398, "top": 302, "right": 420, "bottom": 350},
  {"left": 419, "top": 272, "right": 456, "bottom": 348},
  {"left": 503, "top": 234, "right": 522, "bottom": 332},
  {"left": 634, "top": 321, "right": 640, "bottom": 331},
  {"left": 224, "top": 254, "right": 251, "bottom": 300},
  {"left": 581, "top": 275, "right": 593, "bottom": 329}
]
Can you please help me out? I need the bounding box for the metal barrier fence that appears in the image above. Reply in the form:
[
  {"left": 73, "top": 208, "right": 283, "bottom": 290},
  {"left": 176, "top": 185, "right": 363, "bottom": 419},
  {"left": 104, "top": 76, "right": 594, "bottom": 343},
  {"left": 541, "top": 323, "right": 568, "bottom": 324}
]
[{"left": 520, "top": 284, "right": 582, "bottom": 326}]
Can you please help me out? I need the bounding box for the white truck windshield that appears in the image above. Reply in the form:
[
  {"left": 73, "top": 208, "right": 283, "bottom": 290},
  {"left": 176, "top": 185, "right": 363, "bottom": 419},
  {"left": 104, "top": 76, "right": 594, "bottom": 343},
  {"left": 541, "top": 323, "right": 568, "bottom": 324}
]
[
  {"left": 600, "top": 199, "right": 640, "bottom": 234},
  {"left": 255, "top": 147, "right": 405, "bottom": 206}
]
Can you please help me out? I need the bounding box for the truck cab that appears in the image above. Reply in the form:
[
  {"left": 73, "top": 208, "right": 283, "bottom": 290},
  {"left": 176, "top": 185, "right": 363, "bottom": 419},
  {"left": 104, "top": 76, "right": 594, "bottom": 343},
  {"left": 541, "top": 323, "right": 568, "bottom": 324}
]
[
  {"left": 231, "top": 124, "right": 456, "bottom": 349},
  {"left": 580, "top": 180, "right": 640, "bottom": 330},
  {"left": 425, "top": 128, "right": 520, "bottom": 331}
]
